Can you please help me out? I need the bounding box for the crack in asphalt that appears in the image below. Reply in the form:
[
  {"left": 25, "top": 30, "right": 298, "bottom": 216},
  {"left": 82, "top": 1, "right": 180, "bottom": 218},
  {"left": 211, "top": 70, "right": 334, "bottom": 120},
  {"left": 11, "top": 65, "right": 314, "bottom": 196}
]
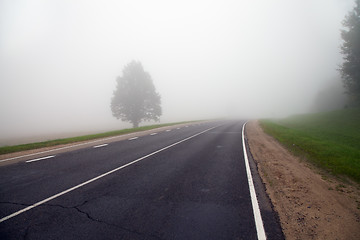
[
  {"left": 73, "top": 206, "right": 164, "bottom": 240},
  {"left": 41, "top": 201, "right": 164, "bottom": 240},
  {"left": 1, "top": 199, "right": 163, "bottom": 240},
  {"left": 0, "top": 201, "right": 32, "bottom": 240},
  {"left": 0, "top": 201, "right": 30, "bottom": 207}
]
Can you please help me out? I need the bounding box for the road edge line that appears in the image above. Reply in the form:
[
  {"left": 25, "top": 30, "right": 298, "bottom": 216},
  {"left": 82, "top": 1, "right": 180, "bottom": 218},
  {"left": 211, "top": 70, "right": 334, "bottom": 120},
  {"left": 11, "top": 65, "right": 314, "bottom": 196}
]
[{"left": 242, "top": 122, "right": 267, "bottom": 240}]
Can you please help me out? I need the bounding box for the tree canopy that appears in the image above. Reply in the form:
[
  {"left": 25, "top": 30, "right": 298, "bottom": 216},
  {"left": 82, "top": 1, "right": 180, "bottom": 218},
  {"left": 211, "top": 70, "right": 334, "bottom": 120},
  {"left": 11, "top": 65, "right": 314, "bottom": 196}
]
[
  {"left": 111, "top": 61, "right": 162, "bottom": 128},
  {"left": 340, "top": 0, "right": 360, "bottom": 105}
]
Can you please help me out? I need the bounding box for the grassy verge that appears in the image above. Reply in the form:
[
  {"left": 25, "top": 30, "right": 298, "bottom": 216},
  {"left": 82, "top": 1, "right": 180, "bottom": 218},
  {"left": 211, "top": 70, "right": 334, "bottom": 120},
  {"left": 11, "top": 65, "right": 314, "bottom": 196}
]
[
  {"left": 260, "top": 109, "right": 360, "bottom": 183},
  {"left": 0, "top": 121, "right": 198, "bottom": 155}
]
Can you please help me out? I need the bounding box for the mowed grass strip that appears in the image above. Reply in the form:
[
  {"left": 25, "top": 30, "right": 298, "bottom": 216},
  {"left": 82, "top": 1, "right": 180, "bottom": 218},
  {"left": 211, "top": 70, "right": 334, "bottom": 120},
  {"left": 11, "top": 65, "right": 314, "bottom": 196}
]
[
  {"left": 260, "top": 109, "right": 360, "bottom": 183},
  {"left": 0, "top": 121, "right": 197, "bottom": 155}
]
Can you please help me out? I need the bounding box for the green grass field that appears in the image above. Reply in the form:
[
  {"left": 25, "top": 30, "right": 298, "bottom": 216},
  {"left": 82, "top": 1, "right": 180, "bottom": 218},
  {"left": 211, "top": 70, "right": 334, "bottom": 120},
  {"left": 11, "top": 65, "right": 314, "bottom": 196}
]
[
  {"left": 0, "top": 121, "right": 196, "bottom": 156},
  {"left": 260, "top": 109, "right": 360, "bottom": 183}
]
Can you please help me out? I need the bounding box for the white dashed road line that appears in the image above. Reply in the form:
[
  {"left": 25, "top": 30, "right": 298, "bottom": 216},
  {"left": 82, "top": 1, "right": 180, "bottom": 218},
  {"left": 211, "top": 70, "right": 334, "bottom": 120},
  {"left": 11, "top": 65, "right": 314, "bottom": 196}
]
[
  {"left": 93, "top": 144, "right": 108, "bottom": 148},
  {"left": 128, "top": 137, "right": 139, "bottom": 141},
  {"left": 0, "top": 125, "right": 187, "bottom": 163},
  {"left": 26, "top": 155, "right": 56, "bottom": 163},
  {"left": 0, "top": 123, "right": 205, "bottom": 164},
  {"left": 150, "top": 133, "right": 157, "bottom": 136}
]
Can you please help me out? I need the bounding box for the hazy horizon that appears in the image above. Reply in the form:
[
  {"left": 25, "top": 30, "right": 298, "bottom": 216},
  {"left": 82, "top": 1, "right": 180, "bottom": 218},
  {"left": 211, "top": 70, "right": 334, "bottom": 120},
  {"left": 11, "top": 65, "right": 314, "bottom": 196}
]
[{"left": 0, "top": 0, "right": 354, "bottom": 145}]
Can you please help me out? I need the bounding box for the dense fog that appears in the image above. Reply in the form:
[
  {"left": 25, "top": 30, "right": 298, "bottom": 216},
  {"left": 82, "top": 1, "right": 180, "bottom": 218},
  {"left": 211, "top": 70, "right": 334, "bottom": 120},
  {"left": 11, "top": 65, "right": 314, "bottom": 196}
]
[{"left": 0, "top": 0, "right": 354, "bottom": 145}]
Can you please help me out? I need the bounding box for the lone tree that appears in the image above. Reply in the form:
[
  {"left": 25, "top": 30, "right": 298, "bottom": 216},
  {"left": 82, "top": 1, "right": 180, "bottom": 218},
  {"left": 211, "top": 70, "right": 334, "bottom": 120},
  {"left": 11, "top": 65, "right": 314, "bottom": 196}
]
[
  {"left": 111, "top": 61, "right": 162, "bottom": 128},
  {"left": 340, "top": 0, "right": 360, "bottom": 105}
]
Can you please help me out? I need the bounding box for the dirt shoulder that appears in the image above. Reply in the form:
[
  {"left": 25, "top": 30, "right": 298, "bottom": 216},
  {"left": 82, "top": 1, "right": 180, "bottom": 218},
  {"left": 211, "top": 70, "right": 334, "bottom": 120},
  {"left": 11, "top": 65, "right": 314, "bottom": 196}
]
[{"left": 246, "top": 120, "right": 360, "bottom": 240}]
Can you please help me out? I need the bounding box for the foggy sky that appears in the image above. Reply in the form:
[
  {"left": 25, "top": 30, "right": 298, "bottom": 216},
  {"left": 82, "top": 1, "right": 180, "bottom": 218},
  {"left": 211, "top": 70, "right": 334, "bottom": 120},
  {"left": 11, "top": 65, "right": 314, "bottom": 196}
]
[{"left": 0, "top": 0, "right": 355, "bottom": 143}]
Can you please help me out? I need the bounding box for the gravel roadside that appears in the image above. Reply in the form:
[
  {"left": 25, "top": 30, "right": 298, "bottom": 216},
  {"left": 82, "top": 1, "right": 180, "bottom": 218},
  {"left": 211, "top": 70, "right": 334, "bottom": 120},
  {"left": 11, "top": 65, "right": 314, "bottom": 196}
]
[{"left": 246, "top": 120, "right": 360, "bottom": 240}]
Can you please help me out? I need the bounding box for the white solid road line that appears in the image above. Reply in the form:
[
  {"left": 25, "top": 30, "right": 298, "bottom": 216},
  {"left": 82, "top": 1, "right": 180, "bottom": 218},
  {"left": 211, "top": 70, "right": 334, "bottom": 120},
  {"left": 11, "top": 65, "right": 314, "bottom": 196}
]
[
  {"left": 128, "top": 137, "right": 139, "bottom": 140},
  {"left": 150, "top": 133, "right": 157, "bottom": 136},
  {"left": 93, "top": 144, "right": 108, "bottom": 148},
  {"left": 0, "top": 125, "right": 218, "bottom": 223},
  {"left": 242, "top": 122, "right": 267, "bottom": 240},
  {"left": 26, "top": 155, "right": 56, "bottom": 163}
]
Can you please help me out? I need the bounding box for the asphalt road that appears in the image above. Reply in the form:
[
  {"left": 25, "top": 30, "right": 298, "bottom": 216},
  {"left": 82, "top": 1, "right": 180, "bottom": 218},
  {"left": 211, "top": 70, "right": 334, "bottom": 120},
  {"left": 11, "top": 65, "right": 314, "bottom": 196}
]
[{"left": 0, "top": 121, "right": 284, "bottom": 240}]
